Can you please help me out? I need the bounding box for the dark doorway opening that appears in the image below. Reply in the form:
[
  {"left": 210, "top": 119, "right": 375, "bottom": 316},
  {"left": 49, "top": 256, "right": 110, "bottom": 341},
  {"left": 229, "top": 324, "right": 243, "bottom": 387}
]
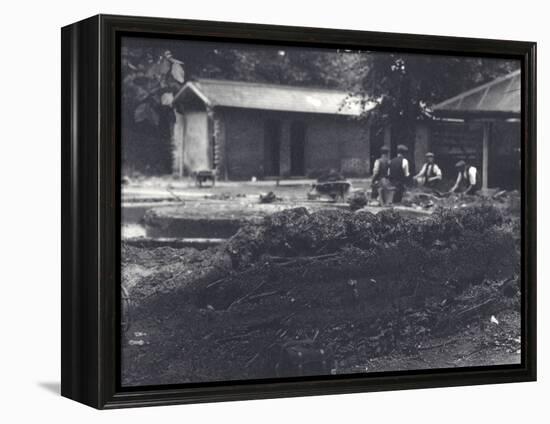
[
  {"left": 290, "top": 121, "right": 306, "bottom": 176},
  {"left": 264, "top": 120, "right": 281, "bottom": 177}
]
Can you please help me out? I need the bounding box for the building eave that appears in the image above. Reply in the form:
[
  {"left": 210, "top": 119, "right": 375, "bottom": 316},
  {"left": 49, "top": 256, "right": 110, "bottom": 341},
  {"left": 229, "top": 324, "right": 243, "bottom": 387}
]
[
  {"left": 173, "top": 82, "right": 213, "bottom": 107},
  {"left": 432, "top": 110, "right": 521, "bottom": 121}
]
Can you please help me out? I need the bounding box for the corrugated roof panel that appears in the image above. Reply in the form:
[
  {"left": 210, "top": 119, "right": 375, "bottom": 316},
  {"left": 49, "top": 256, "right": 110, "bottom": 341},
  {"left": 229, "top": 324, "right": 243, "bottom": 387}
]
[
  {"left": 458, "top": 89, "right": 485, "bottom": 111},
  {"left": 433, "top": 70, "right": 520, "bottom": 115},
  {"left": 174, "top": 79, "right": 365, "bottom": 116}
]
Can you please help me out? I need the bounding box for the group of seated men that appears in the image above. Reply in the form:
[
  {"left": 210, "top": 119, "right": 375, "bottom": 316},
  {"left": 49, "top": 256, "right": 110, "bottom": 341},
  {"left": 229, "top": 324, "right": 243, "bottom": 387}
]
[{"left": 371, "top": 144, "right": 480, "bottom": 205}]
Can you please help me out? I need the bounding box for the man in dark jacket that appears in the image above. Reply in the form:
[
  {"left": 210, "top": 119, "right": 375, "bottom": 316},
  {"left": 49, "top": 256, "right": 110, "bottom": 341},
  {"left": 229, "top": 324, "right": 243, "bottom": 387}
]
[
  {"left": 371, "top": 146, "right": 390, "bottom": 200},
  {"left": 389, "top": 144, "right": 410, "bottom": 203}
]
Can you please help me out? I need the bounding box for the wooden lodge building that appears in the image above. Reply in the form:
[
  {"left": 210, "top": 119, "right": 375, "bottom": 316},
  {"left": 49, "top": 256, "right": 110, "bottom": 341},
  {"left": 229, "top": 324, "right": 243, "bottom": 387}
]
[{"left": 172, "top": 79, "right": 370, "bottom": 180}]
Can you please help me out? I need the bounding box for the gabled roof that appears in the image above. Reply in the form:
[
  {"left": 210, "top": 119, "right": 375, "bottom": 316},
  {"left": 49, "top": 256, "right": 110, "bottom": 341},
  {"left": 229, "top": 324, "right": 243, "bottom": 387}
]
[
  {"left": 173, "top": 79, "right": 365, "bottom": 116},
  {"left": 433, "top": 69, "right": 520, "bottom": 118}
]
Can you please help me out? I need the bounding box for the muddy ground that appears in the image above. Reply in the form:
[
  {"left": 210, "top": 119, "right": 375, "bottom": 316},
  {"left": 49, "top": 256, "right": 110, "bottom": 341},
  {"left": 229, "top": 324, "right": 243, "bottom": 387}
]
[{"left": 121, "top": 191, "right": 521, "bottom": 387}]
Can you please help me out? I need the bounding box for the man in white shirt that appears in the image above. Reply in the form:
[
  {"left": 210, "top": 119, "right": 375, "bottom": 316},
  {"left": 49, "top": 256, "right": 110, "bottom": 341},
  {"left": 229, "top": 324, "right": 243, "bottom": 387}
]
[
  {"left": 414, "top": 152, "right": 443, "bottom": 189},
  {"left": 450, "top": 160, "right": 480, "bottom": 195}
]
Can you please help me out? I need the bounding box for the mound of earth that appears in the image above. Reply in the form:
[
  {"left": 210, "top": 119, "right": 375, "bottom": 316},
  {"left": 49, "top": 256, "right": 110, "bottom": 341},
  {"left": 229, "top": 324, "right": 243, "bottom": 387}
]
[{"left": 121, "top": 204, "right": 521, "bottom": 386}]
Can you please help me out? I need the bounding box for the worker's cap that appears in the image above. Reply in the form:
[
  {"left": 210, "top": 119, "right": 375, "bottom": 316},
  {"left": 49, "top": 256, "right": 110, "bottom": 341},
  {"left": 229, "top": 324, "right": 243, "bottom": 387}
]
[
  {"left": 455, "top": 160, "right": 466, "bottom": 168},
  {"left": 425, "top": 152, "right": 435, "bottom": 158},
  {"left": 380, "top": 146, "right": 390, "bottom": 153},
  {"left": 397, "top": 144, "right": 408, "bottom": 152}
]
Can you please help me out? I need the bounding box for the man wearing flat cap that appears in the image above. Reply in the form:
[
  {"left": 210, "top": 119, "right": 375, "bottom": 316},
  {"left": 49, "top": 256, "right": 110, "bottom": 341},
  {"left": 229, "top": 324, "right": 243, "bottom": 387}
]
[
  {"left": 389, "top": 144, "right": 410, "bottom": 203},
  {"left": 371, "top": 145, "right": 391, "bottom": 203},
  {"left": 450, "top": 160, "right": 480, "bottom": 195},
  {"left": 414, "top": 152, "right": 443, "bottom": 190}
]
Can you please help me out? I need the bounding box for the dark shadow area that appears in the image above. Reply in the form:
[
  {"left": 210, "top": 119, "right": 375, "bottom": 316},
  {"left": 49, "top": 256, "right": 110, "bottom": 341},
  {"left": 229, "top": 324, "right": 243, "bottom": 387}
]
[{"left": 37, "top": 381, "right": 60, "bottom": 395}]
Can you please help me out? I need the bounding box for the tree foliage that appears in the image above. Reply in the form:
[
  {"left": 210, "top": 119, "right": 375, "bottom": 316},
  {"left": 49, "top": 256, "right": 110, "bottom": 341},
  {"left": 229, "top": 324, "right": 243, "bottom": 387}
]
[
  {"left": 352, "top": 52, "right": 519, "bottom": 144},
  {"left": 121, "top": 37, "right": 520, "bottom": 175}
]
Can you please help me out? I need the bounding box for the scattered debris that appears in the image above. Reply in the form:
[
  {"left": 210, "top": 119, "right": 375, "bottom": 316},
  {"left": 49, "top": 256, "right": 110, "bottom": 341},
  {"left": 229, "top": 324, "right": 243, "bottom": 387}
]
[
  {"left": 259, "top": 191, "right": 280, "bottom": 204},
  {"left": 206, "top": 192, "right": 233, "bottom": 200},
  {"left": 309, "top": 170, "right": 351, "bottom": 202},
  {"left": 347, "top": 190, "right": 368, "bottom": 211},
  {"left": 310, "top": 180, "right": 351, "bottom": 202},
  {"left": 194, "top": 170, "right": 216, "bottom": 187}
]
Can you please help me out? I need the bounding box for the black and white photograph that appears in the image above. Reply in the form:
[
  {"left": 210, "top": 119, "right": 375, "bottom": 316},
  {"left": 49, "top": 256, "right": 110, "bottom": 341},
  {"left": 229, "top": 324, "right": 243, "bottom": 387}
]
[{"left": 120, "top": 36, "right": 522, "bottom": 387}]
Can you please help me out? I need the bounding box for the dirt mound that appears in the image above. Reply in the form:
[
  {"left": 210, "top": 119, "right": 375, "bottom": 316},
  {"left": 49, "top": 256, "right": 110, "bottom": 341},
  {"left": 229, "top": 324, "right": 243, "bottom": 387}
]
[
  {"left": 223, "top": 204, "right": 507, "bottom": 267},
  {"left": 121, "top": 204, "right": 520, "bottom": 385},
  {"left": 190, "top": 204, "right": 515, "bottom": 310},
  {"left": 122, "top": 204, "right": 514, "bottom": 305}
]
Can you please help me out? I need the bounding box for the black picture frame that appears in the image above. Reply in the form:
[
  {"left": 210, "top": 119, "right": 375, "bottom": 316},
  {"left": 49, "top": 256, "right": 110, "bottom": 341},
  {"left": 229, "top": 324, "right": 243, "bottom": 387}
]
[{"left": 61, "top": 14, "right": 537, "bottom": 409}]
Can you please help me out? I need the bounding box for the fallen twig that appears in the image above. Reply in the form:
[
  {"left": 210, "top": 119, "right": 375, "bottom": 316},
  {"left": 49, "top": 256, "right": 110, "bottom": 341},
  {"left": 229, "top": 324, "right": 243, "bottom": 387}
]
[
  {"left": 247, "top": 290, "right": 279, "bottom": 301},
  {"left": 245, "top": 353, "right": 260, "bottom": 368},
  {"left": 206, "top": 277, "right": 228, "bottom": 289},
  {"left": 455, "top": 298, "right": 496, "bottom": 320},
  {"left": 462, "top": 347, "right": 485, "bottom": 359},
  {"left": 266, "top": 252, "right": 340, "bottom": 263},
  {"left": 417, "top": 339, "right": 459, "bottom": 351},
  {"left": 273, "top": 252, "right": 342, "bottom": 267},
  {"left": 166, "top": 187, "right": 185, "bottom": 203},
  {"left": 227, "top": 281, "right": 267, "bottom": 311},
  {"left": 218, "top": 330, "right": 260, "bottom": 343},
  {"left": 312, "top": 329, "right": 320, "bottom": 342}
]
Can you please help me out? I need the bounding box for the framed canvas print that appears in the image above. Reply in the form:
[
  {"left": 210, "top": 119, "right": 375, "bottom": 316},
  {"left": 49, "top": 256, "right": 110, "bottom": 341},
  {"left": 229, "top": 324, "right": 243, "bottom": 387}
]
[{"left": 61, "top": 14, "right": 536, "bottom": 409}]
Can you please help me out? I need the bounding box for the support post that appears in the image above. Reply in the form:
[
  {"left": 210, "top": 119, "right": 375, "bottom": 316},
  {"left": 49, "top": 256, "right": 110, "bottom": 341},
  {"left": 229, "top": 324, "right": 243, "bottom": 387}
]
[
  {"left": 414, "top": 123, "right": 430, "bottom": 175},
  {"left": 172, "top": 110, "right": 185, "bottom": 178},
  {"left": 482, "top": 122, "right": 491, "bottom": 190}
]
